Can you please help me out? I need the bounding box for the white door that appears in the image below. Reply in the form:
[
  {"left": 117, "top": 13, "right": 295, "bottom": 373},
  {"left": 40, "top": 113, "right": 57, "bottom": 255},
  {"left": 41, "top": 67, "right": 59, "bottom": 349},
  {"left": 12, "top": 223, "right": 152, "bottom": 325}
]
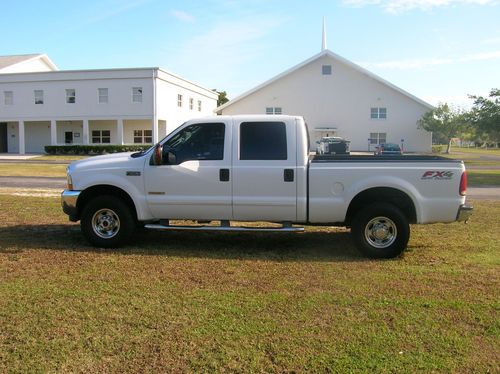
[
  {"left": 144, "top": 121, "right": 232, "bottom": 220},
  {"left": 232, "top": 119, "right": 297, "bottom": 222}
]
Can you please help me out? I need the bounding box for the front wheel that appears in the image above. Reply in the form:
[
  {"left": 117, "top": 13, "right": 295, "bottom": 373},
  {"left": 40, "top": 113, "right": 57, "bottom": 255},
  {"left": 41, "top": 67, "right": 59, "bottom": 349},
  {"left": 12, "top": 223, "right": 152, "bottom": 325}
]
[
  {"left": 81, "top": 195, "right": 135, "bottom": 248},
  {"left": 351, "top": 203, "right": 410, "bottom": 259}
]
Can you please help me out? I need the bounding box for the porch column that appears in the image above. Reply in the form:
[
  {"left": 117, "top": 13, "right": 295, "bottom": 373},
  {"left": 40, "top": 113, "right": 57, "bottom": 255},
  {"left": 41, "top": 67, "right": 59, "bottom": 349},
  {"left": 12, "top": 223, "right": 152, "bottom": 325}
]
[
  {"left": 83, "top": 119, "right": 89, "bottom": 145},
  {"left": 19, "top": 121, "right": 25, "bottom": 154},
  {"left": 117, "top": 119, "right": 124, "bottom": 145},
  {"left": 50, "top": 120, "right": 57, "bottom": 145},
  {"left": 152, "top": 116, "right": 159, "bottom": 144}
]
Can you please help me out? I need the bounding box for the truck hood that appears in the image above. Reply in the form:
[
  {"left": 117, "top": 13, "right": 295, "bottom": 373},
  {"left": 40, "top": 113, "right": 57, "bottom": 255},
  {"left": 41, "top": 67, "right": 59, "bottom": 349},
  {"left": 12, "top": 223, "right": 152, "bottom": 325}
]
[{"left": 69, "top": 152, "right": 147, "bottom": 173}]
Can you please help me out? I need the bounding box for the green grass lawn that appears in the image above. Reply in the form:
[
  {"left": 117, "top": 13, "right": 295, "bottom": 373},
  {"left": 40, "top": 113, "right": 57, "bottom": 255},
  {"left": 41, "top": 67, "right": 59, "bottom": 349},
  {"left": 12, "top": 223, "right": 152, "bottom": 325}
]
[
  {"left": 0, "top": 195, "right": 498, "bottom": 373},
  {"left": 451, "top": 146, "right": 500, "bottom": 156},
  {"left": 0, "top": 163, "right": 67, "bottom": 177},
  {"left": 468, "top": 169, "right": 500, "bottom": 186}
]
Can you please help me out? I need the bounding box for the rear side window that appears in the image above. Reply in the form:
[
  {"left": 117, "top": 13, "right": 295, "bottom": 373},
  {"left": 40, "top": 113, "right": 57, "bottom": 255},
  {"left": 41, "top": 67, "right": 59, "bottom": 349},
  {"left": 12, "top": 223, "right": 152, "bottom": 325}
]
[{"left": 240, "top": 122, "right": 287, "bottom": 160}]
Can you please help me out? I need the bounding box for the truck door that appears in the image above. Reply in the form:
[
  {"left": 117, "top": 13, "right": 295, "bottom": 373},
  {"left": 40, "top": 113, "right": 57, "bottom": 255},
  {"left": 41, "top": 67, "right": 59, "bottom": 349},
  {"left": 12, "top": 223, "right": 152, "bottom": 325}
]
[
  {"left": 232, "top": 119, "right": 297, "bottom": 221},
  {"left": 144, "top": 120, "right": 232, "bottom": 220}
]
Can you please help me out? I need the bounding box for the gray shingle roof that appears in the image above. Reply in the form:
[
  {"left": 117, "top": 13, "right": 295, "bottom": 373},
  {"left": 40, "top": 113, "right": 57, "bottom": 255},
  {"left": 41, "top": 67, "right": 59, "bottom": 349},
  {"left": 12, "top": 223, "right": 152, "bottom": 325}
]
[{"left": 0, "top": 54, "right": 42, "bottom": 70}]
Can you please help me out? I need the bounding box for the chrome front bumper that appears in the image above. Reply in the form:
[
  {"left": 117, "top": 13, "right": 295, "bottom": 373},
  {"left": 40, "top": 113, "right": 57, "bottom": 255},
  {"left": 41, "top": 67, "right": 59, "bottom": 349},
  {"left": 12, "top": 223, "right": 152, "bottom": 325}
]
[
  {"left": 61, "top": 190, "right": 81, "bottom": 221},
  {"left": 456, "top": 204, "right": 473, "bottom": 222}
]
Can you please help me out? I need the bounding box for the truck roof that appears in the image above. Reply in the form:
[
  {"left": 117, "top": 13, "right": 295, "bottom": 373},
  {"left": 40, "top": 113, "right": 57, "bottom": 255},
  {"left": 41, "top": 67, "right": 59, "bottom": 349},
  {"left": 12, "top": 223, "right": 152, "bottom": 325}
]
[{"left": 188, "top": 114, "right": 305, "bottom": 122}]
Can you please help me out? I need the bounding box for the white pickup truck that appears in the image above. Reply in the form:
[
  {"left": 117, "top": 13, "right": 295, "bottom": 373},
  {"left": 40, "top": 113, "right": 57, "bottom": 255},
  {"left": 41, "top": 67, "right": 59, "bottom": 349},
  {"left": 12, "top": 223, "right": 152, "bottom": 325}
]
[{"left": 62, "top": 115, "right": 472, "bottom": 258}]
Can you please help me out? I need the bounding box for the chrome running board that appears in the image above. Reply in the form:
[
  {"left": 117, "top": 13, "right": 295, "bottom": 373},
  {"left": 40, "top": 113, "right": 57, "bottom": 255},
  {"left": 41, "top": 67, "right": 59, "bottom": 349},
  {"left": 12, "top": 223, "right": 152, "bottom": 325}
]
[{"left": 144, "top": 222, "right": 304, "bottom": 232}]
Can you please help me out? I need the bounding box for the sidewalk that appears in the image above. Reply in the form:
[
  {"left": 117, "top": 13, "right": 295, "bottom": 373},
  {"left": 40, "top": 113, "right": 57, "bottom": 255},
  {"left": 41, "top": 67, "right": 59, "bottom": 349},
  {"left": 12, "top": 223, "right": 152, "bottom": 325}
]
[{"left": 0, "top": 153, "right": 42, "bottom": 160}]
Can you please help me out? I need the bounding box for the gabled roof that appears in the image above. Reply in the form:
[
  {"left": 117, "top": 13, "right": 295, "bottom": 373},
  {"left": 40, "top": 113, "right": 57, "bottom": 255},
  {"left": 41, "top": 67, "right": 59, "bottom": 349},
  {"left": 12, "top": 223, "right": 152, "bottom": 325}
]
[
  {"left": 0, "top": 53, "right": 58, "bottom": 71},
  {"left": 215, "top": 49, "right": 433, "bottom": 113}
]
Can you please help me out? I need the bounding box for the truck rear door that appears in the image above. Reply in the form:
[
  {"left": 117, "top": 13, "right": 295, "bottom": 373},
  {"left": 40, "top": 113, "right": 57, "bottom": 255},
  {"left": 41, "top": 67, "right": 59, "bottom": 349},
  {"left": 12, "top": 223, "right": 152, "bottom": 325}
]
[{"left": 231, "top": 118, "right": 297, "bottom": 221}]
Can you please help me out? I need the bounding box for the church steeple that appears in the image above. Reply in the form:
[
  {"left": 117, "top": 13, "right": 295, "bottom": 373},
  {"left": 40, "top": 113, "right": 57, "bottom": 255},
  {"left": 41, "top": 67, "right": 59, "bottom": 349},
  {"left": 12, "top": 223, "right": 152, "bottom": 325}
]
[{"left": 322, "top": 17, "right": 327, "bottom": 51}]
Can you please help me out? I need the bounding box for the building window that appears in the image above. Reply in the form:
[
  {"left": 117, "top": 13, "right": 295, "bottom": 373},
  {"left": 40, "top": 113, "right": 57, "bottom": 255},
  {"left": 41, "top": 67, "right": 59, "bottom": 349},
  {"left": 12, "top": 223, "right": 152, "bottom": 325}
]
[
  {"left": 4, "top": 91, "right": 13, "bottom": 105},
  {"left": 91, "top": 130, "right": 111, "bottom": 144},
  {"left": 133, "top": 129, "right": 153, "bottom": 144},
  {"left": 66, "top": 89, "right": 76, "bottom": 104},
  {"left": 177, "top": 94, "right": 183, "bottom": 107},
  {"left": 322, "top": 65, "right": 332, "bottom": 75},
  {"left": 371, "top": 107, "right": 387, "bottom": 119},
  {"left": 189, "top": 97, "right": 193, "bottom": 110},
  {"left": 132, "top": 87, "right": 143, "bottom": 103},
  {"left": 369, "top": 132, "right": 387, "bottom": 145},
  {"left": 34, "top": 90, "right": 44, "bottom": 105},
  {"left": 265, "top": 107, "right": 282, "bottom": 115},
  {"left": 98, "top": 88, "right": 108, "bottom": 104},
  {"left": 198, "top": 100, "right": 202, "bottom": 112}
]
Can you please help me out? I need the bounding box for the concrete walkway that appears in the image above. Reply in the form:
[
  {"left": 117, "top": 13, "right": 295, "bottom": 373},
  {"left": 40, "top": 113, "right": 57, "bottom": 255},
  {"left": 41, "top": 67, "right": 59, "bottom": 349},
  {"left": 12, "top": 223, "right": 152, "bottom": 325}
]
[
  {"left": 0, "top": 153, "right": 42, "bottom": 160},
  {"left": 467, "top": 186, "right": 500, "bottom": 200}
]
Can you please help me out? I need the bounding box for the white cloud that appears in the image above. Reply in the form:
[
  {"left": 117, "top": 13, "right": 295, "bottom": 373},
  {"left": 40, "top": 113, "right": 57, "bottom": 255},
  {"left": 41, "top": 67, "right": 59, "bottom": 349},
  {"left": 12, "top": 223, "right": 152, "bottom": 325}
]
[
  {"left": 171, "top": 10, "right": 195, "bottom": 23},
  {"left": 84, "top": 0, "right": 153, "bottom": 25},
  {"left": 481, "top": 36, "right": 500, "bottom": 45},
  {"left": 362, "top": 50, "right": 500, "bottom": 69},
  {"left": 167, "top": 15, "right": 286, "bottom": 96},
  {"left": 343, "top": 0, "right": 498, "bottom": 13}
]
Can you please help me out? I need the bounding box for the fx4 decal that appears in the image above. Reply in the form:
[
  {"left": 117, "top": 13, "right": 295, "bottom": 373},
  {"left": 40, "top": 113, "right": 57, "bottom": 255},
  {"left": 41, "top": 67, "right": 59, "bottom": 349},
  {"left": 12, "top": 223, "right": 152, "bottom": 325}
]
[{"left": 421, "top": 170, "right": 454, "bottom": 180}]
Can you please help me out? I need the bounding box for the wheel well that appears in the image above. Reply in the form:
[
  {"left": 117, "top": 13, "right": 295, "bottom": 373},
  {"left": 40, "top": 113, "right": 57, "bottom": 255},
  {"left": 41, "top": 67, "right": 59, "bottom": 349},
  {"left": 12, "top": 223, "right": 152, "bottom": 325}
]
[
  {"left": 76, "top": 185, "right": 138, "bottom": 222},
  {"left": 345, "top": 187, "right": 417, "bottom": 226}
]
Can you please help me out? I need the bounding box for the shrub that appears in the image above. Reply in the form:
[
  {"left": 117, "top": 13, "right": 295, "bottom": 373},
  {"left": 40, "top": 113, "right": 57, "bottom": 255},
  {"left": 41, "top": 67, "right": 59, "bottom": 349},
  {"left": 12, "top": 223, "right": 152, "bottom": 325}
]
[
  {"left": 432, "top": 145, "right": 445, "bottom": 154},
  {"left": 44, "top": 145, "right": 152, "bottom": 155}
]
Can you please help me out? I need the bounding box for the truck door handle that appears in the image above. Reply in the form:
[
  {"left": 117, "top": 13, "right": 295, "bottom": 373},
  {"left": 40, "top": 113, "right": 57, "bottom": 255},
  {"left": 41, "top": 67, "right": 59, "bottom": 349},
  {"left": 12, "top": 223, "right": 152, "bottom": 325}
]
[
  {"left": 219, "top": 168, "right": 230, "bottom": 182},
  {"left": 284, "top": 169, "right": 294, "bottom": 182}
]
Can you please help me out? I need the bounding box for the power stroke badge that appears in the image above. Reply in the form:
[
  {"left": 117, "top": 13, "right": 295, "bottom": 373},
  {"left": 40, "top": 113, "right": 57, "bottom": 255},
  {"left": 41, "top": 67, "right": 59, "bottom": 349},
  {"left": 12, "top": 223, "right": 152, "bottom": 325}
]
[{"left": 421, "top": 170, "right": 454, "bottom": 180}]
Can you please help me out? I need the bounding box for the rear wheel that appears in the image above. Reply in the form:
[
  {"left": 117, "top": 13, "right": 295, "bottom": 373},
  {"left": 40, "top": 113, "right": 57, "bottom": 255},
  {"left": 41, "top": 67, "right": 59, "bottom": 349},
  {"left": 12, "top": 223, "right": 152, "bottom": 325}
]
[
  {"left": 81, "top": 195, "right": 135, "bottom": 248},
  {"left": 351, "top": 202, "right": 409, "bottom": 259}
]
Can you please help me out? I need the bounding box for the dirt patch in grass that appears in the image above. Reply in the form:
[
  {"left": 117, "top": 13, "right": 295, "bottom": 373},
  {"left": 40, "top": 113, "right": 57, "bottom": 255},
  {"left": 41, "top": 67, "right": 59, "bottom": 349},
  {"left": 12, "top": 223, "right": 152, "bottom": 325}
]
[{"left": 0, "top": 195, "right": 498, "bottom": 372}]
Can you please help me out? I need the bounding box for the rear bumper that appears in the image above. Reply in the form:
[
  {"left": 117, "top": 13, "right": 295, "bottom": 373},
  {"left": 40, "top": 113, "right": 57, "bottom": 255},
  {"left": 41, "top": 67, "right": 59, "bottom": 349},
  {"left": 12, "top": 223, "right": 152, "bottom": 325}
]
[
  {"left": 61, "top": 190, "right": 81, "bottom": 222},
  {"left": 456, "top": 204, "right": 473, "bottom": 222}
]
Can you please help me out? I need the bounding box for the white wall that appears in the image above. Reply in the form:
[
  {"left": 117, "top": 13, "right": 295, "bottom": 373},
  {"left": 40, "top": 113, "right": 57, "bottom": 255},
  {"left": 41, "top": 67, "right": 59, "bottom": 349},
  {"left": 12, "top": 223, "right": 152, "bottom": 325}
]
[
  {"left": 0, "top": 58, "right": 55, "bottom": 74},
  {"left": 0, "top": 69, "right": 154, "bottom": 121},
  {"left": 156, "top": 70, "right": 218, "bottom": 134},
  {"left": 25, "top": 121, "right": 51, "bottom": 153},
  {"left": 220, "top": 54, "right": 432, "bottom": 152}
]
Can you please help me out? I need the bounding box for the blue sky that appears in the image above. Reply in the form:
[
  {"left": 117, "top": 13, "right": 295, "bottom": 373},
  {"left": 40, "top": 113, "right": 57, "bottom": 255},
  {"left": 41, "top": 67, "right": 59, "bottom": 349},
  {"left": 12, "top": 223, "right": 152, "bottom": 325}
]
[{"left": 2, "top": 0, "right": 499, "bottom": 107}]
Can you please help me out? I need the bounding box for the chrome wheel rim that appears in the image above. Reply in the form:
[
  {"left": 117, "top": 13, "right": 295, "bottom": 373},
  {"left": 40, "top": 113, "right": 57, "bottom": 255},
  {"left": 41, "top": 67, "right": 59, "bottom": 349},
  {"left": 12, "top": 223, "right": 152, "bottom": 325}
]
[
  {"left": 364, "top": 216, "right": 397, "bottom": 248},
  {"left": 92, "top": 208, "right": 120, "bottom": 239}
]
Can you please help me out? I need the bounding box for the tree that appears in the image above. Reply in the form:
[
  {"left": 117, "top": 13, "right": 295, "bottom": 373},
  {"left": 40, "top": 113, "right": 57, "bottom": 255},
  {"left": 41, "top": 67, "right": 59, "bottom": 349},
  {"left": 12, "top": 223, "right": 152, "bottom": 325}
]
[
  {"left": 212, "top": 89, "right": 229, "bottom": 107},
  {"left": 468, "top": 89, "right": 500, "bottom": 146},
  {"left": 417, "top": 103, "right": 468, "bottom": 153}
]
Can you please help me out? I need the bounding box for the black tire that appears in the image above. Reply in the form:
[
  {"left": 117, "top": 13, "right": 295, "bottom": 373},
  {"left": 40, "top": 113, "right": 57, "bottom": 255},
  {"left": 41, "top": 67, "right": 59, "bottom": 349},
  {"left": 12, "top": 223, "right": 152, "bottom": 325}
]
[
  {"left": 351, "top": 202, "right": 410, "bottom": 259},
  {"left": 81, "top": 195, "right": 135, "bottom": 248}
]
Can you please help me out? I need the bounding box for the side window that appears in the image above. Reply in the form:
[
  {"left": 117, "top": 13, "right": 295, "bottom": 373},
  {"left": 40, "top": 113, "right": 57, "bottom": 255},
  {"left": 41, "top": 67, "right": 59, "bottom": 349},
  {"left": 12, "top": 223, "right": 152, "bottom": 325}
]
[
  {"left": 240, "top": 122, "right": 287, "bottom": 160},
  {"left": 163, "top": 123, "right": 225, "bottom": 164}
]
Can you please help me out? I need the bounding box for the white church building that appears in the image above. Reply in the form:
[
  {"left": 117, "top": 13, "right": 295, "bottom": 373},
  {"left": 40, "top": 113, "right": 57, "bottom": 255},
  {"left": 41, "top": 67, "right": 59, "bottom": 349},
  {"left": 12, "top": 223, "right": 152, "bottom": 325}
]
[
  {"left": 0, "top": 54, "right": 218, "bottom": 154},
  {"left": 216, "top": 30, "right": 433, "bottom": 152}
]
